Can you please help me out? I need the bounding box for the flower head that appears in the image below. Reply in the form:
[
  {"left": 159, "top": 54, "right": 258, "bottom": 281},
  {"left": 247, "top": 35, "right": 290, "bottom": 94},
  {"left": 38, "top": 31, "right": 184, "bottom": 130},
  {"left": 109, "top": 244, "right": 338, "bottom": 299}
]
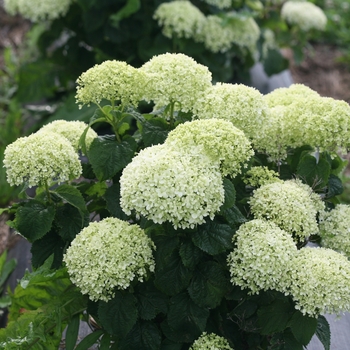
[
  {"left": 228, "top": 219, "right": 297, "bottom": 294},
  {"left": 4, "top": 132, "right": 82, "bottom": 188},
  {"left": 38, "top": 120, "right": 97, "bottom": 152},
  {"left": 64, "top": 217, "right": 155, "bottom": 302},
  {"left": 193, "top": 83, "right": 270, "bottom": 143},
  {"left": 75, "top": 60, "right": 146, "bottom": 107},
  {"left": 243, "top": 166, "right": 282, "bottom": 187},
  {"left": 154, "top": 1, "right": 205, "bottom": 39},
  {"left": 319, "top": 204, "right": 350, "bottom": 258},
  {"left": 165, "top": 119, "right": 254, "bottom": 177},
  {"left": 281, "top": 1, "right": 327, "bottom": 31},
  {"left": 250, "top": 180, "right": 319, "bottom": 241},
  {"left": 190, "top": 332, "right": 233, "bottom": 350},
  {"left": 140, "top": 53, "right": 212, "bottom": 113},
  {"left": 290, "top": 247, "right": 350, "bottom": 317},
  {"left": 4, "top": 0, "right": 72, "bottom": 21},
  {"left": 120, "top": 144, "right": 224, "bottom": 229},
  {"left": 200, "top": 0, "right": 232, "bottom": 9}
]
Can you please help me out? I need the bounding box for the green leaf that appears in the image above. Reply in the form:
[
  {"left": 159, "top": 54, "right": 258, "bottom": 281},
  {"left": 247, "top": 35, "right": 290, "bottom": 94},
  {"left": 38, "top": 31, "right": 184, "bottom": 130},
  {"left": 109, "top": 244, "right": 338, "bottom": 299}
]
[
  {"left": 100, "top": 333, "right": 112, "bottom": 349},
  {"left": 188, "top": 261, "right": 230, "bottom": 308},
  {"left": 154, "top": 250, "right": 192, "bottom": 296},
  {"left": 15, "top": 201, "right": 55, "bottom": 242},
  {"left": 98, "top": 291, "right": 138, "bottom": 339},
  {"left": 136, "top": 283, "right": 168, "bottom": 320},
  {"left": 75, "top": 330, "right": 104, "bottom": 350},
  {"left": 140, "top": 117, "right": 170, "bottom": 147},
  {"left": 220, "top": 178, "right": 236, "bottom": 210},
  {"left": 220, "top": 205, "right": 247, "bottom": 226},
  {"left": 88, "top": 135, "right": 137, "bottom": 181},
  {"left": 326, "top": 174, "right": 343, "bottom": 198},
  {"left": 160, "top": 339, "right": 183, "bottom": 350},
  {"left": 179, "top": 240, "right": 205, "bottom": 269},
  {"left": 166, "top": 292, "right": 209, "bottom": 343},
  {"left": 0, "top": 257, "right": 17, "bottom": 288},
  {"left": 65, "top": 314, "right": 80, "bottom": 350},
  {"left": 315, "top": 315, "right": 331, "bottom": 350},
  {"left": 110, "top": 0, "right": 141, "bottom": 27},
  {"left": 288, "top": 311, "right": 318, "bottom": 345},
  {"left": 53, "top": 184, "right": 86, "bottom": 213},
  {"left": 262, "top": 48, "right": 289, "bottom": 77},
  {"left": 297, "top": 154, "right": 331, "bottom": 189},
  {"left": 191, "top": 221, "right": 234, "bottom": 255},
  {"left": 104, "top": 182, "right": 129, "bottom": 220},
  {"left": 257, "top": 298, "right": 294, "bottom": 335},
  {"left": 269, "top": 329, "right": 304, "bottom": 350}
]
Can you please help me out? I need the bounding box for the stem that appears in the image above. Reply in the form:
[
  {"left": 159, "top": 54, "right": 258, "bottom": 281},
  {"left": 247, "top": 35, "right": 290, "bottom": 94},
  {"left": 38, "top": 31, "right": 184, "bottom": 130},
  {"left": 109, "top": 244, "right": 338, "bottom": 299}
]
[
  {"left": 45, "top": 182, "right": 52, "bottom": 203},
  {"left": 169, "top": 102, "right": 175, "bottom": 128}
]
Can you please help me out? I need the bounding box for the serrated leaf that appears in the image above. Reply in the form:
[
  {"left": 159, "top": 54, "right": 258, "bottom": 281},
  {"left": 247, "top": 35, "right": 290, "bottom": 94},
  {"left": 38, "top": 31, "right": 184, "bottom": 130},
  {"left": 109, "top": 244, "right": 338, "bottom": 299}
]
[
  {"left": 98, "top": 291, "right": 138, "bottom": 339},
  {"left": 220, "top": 178, "right": 236, "bottom": 210},
  {"left": 220, "top": 205, "right": 247, "bottom": 226},
  {"left": 65, "top": 314, "right": 80, "bottom": 350},
  {"left": 179, "top": 240, "right": 204, "bottom": 269},
  {"left": 140, "top": 117, "right": 170, "bottom": 147},
  {"left": 53, "top": 184, "right": 86, "bottom": 211},
  {"left": 191, "top": 221, "right": 234, "bottom": 255},
  {"left": 288, "top": 310, "right": 317, "bottom": 345},
  {"left": 15, "top": 201, "right": 55, "bottom": 242},
  {"left": 315, "top": 315, "right": 331, "bottom": 350},
  {"left": 75, "top": 330, "right": 104, "bottom": 350},
  {"left": 104, "top": 182, "right": 129, "bottom": 220},
  {"left": 88, "top": 135, "right": 137, "bottom": 181},
  {"left": 188, "top": 261, "right": 230, "bottom": 308},
  {"left": 257, "top": 298, "right": 294, "bottom": 335},
  {"left": 326, "top": 174, "right": 343, "bottom": 198}
]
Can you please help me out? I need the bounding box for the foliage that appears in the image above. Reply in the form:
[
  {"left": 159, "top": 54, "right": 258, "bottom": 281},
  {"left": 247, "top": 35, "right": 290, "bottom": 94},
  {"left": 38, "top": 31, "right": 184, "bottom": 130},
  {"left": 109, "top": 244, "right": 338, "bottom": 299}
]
[{"left": 3, "top": 52, "right": 350, "bottom": 349}]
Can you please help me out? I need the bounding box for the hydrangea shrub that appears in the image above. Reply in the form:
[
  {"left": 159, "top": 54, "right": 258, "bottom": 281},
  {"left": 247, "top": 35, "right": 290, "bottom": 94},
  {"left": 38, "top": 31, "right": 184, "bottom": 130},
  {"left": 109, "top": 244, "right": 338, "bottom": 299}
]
[{"left": 1, "top": 52, "right": 349, "bottom": 350}]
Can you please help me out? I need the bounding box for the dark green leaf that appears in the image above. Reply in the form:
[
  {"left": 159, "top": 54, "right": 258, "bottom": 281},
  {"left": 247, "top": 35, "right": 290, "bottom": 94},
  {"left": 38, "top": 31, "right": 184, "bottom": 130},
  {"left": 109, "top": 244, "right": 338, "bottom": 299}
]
[
  {"left": 15, "top": 201, "right": 55, "bottom": 242},
  {"left": 140, "top": 117, "right": 170, "bottom": 147},
  {"left": 75, "top": 330, "right": 104, "bottom": 350},
  {"left": 53, "top": 184, "right": 86, "bottom": 213},
  {"left": 0, "top": 257, "right": 17, "bottom": 287},
  {"left": 315, "top": 315, "right": 331, "bottom": 350},
  {"left": 88, "top": 135, "right": 137, "bottom": 181},
  {"left": 65, "top": 314, "right": 80, "bottom": 350},
  {"left": 326, "top": 174, "right": 343, "bottom": 198},
  {"left": 262, "top": 48, "right": 289, "bottom": 77},
  {"left": 188, "top": 261, "right": 230, "bottom": 308},
  {"left": 110, "top": 0, "right": 141, "bottom": 27},
  {"left": 269, "top": 329, "right": 304, "bottom": 350},
  {"left": 220, "top": 205, "right": 247, "bottom": 226},
  {"left": 297, "top": 154, "right": 331, "bottom": 189},
  {"left": 160, "top": 338, "right": 183, "bottom": 350},
  {"left": 220, "top": 178, "right": 236, "bottom": 210},
  {"left": 231, "top": 299, "right": 258, "bottom": 319},
  {"left": 100, "top": 333, "right": 112, "bottom": 349},
  {"left": 98, "top": 291, "right": 138, "bottom": 338},
  {"left": 104, "top": 182, "right": 129, "bottom": 220},
  {"left": 288, "top": 311, "right": 318, "bottom": 345},
  {"left": 257, "top": 298, "right": 294, "bottom": 335},
  {"left": 191, "top": 221, "right": 234, "bottom": 255},
  {"left": 179, "top": 240, "right": 205, "bottom": 269}
]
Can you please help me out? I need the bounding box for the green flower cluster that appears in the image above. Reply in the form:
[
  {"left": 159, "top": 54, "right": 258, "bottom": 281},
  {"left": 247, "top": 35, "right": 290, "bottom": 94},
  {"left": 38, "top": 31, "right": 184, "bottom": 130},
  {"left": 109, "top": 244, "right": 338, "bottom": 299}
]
[
  {"left": 140, "top": 53, "right": 212, "bottom": 113},
  {"left": 154, "top": 1, "right": 205, "bottom": 40},
  {"left": 200, "top": 0, "right": 232, "bottom": 9},
  {"left": 3, "top": 131, "right": 82, "bottom": 188},
  {"left": 75, "top": 60, "right": 146, "bottom": 108},
  {"left": 319, "top": 204, "right": 350, "bottom": 258},
  {"left": 190, "top": 332, "right": 233, "bottom": 350},
  {"left": 38, "top": 120, "right": 97, "bottom": 152},
  {"left": 165, "top": 119, "right": 254, "bottom": 177},
  {"left": 228, "top": 219, "right": 297, "bottom": 294},
  {"left": 120, "top": 144, "right": 225, "bottom": 229},
  {"left": 250, "top": 180, "right": 319, "bottom": 241},
  {"left": 63, "top": 217, "right": 155, "bottom": 302},
  {"left": 281, "top": 1, "right": 327, "bottom": 31},
  {"left": 193, "top": 83, "right": 270, "bottom": 143},
  {"left": 243, "top": 166, "right": 281, "bottom": 187},
  {"left": 4, "top": 0, "right": 72, "bottom": 22},
  {"left": 290, "top": 247, "right": 350, "bottom": 316}
]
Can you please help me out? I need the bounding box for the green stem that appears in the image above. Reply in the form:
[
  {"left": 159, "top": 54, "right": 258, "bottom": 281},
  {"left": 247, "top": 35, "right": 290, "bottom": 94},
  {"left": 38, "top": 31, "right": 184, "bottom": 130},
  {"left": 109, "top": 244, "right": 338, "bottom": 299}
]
[
  {"left": 169, "top": 101, "right": 175, "bottom": 128},
  {"left": 45, "top": 182, "right": 52, "bottom": 203}
]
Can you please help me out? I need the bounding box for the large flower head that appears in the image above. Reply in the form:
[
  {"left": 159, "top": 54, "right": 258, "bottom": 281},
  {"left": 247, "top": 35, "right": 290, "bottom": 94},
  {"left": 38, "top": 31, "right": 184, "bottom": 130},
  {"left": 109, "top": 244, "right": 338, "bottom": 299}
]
[
  {"left": 193, "top": 83, "right": 270, "bottom": 143},
  {"left": 319, "top": 204, "right": 350, "bottom": 258},
  {"left": 281, "top": 1, "right": 327, "bottom": 31},
  {"left": 165, "top": 119, "right": 254, "bottom": 177},
  {"left": 64, "top": 217, "right": 155, "bottom": 302},
  {"left": 228, "top": 219, "right": 297, "bottom": 295},
  {"left": 250, "top": 180, "right": 319, "bottom": 241},
  {"left": 120, "top": 144, "right": 224, "bottom": 229},
  {"left": 4, "top": 0, "right": 72, "bottom": 22},
  {"left": 140, "top": 53, "right": 212, "bottom": 113},
  {"left": 154, "top": 1, "right": 205, "bottom": 39},
  {"left": 290, "top": 247, "right": 350, "bottom": 317},
  {"left": 75, "top": 60, "right": 146, "bottom": 108},
  {"left": 190, "top": 332, "right": 233, "bottom": 350},
  {"left": 243, "top": 166, "right": 282, "bottom": 188},
  {"left": 38, "top": 120, "right": 97, "bottom": 152},
  {"left": 3, "top": 132, "right": 82, "bottom": 188}
]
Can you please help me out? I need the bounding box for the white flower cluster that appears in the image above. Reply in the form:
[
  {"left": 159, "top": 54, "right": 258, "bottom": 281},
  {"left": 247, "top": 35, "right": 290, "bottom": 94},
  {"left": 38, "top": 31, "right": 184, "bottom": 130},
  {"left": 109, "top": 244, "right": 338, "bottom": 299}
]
[
  {"left": 75, "top": 60, "right": 147, "bottom": 108},
  {"left": 4, "top": 131, "right": 82, "bottom": 188},
  {"left": 281, "top": 1, "right": 327, "bottom": 31},
  {"left": 243, "top": 166, "right": 281, "bottom": 187},
  {"left": 319, "top": 204, "right": 350, "bottom": 258},
  {"left": 38, "top": 120, "right": 97, "bottom": 152},
  {"left": 64, "top": 217, "right": 155, "bottom": 302},
  {"left": 228, "top": 219, "right": 297, "bottom": 294},
  {"left": 250, "top": 180, "right": 319, "bottom": 241},
  {"left": 154, "top": 1, "right": 205, "bottom": 39},
  {"left": 4, "top": 0, "right": 72, "bottom": 22},
  {"left": 190, "top": 332, "right": 233, "bottom": 350},
  {"left": 140, "top": 53, "right": 212, "bottom": 113},
  {"left": 200, "top": 0, "right": 232, "bottom": 9},
  {"left": 193, "top": 83, "right": 270, "bottom": 143},
  {"left": 165, "top": 119, "right": 254, "bottom": 177},
  {"left": 290, "top": 247, "right": 350, "bottom": 316},
  {"left": 120, "top": 144, "right": 225, "bottom": 229}
]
